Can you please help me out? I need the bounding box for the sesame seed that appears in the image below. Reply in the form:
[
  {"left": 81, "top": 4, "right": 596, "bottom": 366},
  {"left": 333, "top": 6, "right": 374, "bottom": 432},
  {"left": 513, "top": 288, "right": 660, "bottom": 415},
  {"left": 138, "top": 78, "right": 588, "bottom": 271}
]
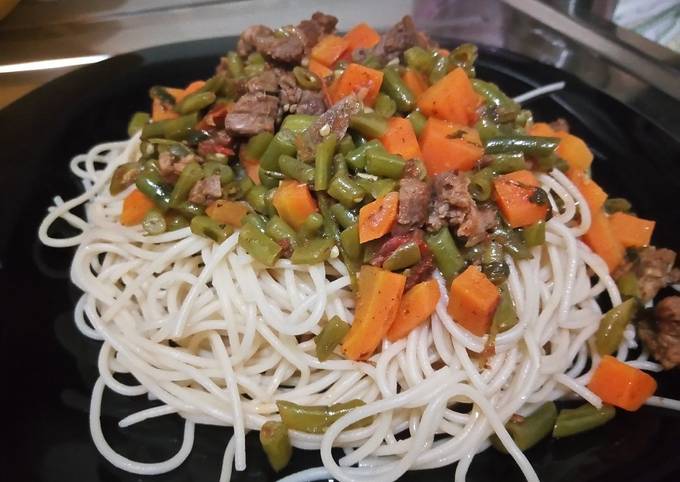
[
  {"left": 301, "top": 57, "right": 309, "bottom": 67},
  {"left": 319, "top": 124, "right": 331, "bottom": 137}
]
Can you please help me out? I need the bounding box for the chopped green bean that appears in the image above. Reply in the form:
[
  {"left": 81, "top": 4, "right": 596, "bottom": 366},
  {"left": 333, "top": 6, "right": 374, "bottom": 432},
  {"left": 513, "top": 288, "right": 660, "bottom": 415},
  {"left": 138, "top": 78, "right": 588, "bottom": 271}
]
[
  {"left": 340, "top": 224, "right": 362, "bottom": 261},
  {"left": 315, "top": 316, "right": 351, "bottom": 361},
  {"left": 338, "top": 135, "right": 356, "bottom": 155},
  {"left": 471, "top": 79, "right": 519, "bottom": 113},
  {"left": 330, "top": 203, "right": 358, "bottom": 229},
  {"left": 259, "top": 168, "right": 281, "bottom": 189},
  {"left": 491, "top": 284, "right": 518, "bottom": 333},
  {"left": 345, "top": 139, "right": 383, "bottom": 171},
  {"left": 604, "top": 197, "right": 632, "bottom": 214},
  {"left": 149, "top": 86, "right": 176, "bottom": 105},
  {"left": 449, "top": 43, "right": 478, "bottom": 77},
  {"left": 135, "top": 169, "right": 172, "bottom": 209},
  {"left": 383, "top": 241, "right": 421, "bottom": 271},
  {"left": 475, "top": 117, "right": 503, "bottom": 144},
  {"left": 175, "top": 201, "right": 204, "bottom": 218},
  {"left": 595, "top": 298, "right": 638, "bottom": 355},
  {"left": 425, "top": 228, "right": 465, "bottom": 282},
  {"left": 225, "top": 51, "right": 244, "bottom": 77},
  {"left": 469, "top": 168, "right": 494, "bottom": 201},
  {"left": 365, "top": 149, "right": 405, "bottom": 179},
  {"left": 350, "top": 112, "right": 389, "bottom": 138},
  {"left": 259, "top": 421, "right": 292, "bottom": 472},
  {"left": 328, "top": 175, "right": 365, "bottom": 207},
  {"left": 165, "top": 212, "right": 190, "bottom": 231},
  {"left": 374, "top": 93, "right": 397, "bottom": 118},
  {"left": 141, "top": 113, "right": 199, "bottom": 141},
  {"left": 190, "top": 215, "right": 233, "bottom": 243},
  {"left": 616, "top": 272, "right": 640, "bottom": 300},
  {"left": 266, "top": 216, "right": 298, "bottom": 248},
  {"left": 260, "top": 129, "right": 297, "bottom": 171},
  {"left": 293, "top": 66, "right": 321, "bottom": 90},
  {"left": 175, "top": 92, "right": 216, "bottom": 115},
  {"left": 246, "top": 185, "right": 268, "bottom": 214},
  {"left": 299, "top": 212, "right": 324, "bottom": 238},
  {"left": 246, "top": 52, "right": 266, "bottom": 66},
  {"left": 169, "top": 161, "right": 203, "bottom": 207},
  {"left": 203, "top": 161, "right": 234, "bottom": 184},
  {"left": 314, "top": 134, "right": 337, "bottom": 191},
  {"left": 381, "top": 67, "right": 416, "bottom": 112},
  {"left": 404, "top": 46, "right": 435, "bottom": 74},
  {"left": 127, "top": 112, "right": 150, "bottom": 137},
  {"left": 488, "top": 152, "right": 527, "bottom": 174},
  {"left": 282, "top": 114, "right": 318, "bottom": 134},
  {"left": 279, "top": 154, "right": 315, "bottom": 183},
  {"left": 243, "top": 213, "right": 268, "bottom": 233},
  {"left": 355, "top": 177, "right": 397, "bottom": 200},
  {"left": 290, "top": 238, "right": 335, "bottom": 265},
  {"left": 492, "top": 402, "right": 557, "bottom": 453},
  {"left": 276, "top": 399, "right": 371, "bottom": 434},
  {"left": 196, "top": 74, "right": 226, "bottom": 94},
  {"left": 238, "top": 223, "right": 282, "bottom": 265},
  {"left": 552, "top": 404, "right": 616, "bottom": 439},
  {"left": 484, "top": 135, "right": 560, "bottom": 157},
  {"left": 482, "top": 242, "right": 509, "bottom": 284},
  {"left": 406, "top": 111, "right": 427, "bottom": 137},
  {"left": 110, "top": 162, "right": 141, "bottom": 195},
  {"left": 319, "top": 193, "right": 359, "bottom": 289},
  {"left": 245, "top": 132, "right": 275, "bottom": 160},
  {"left": 523, "top": 221, "right": 546, "bottom": 248},
  {"left": 142, "top": 209, "right": 167, "bottom": 235},
  {"left": 332, "top": 153, "right": 349, "bottom": 178},
  {"left": 429, "top": 53, "right": 449, "bottom": 84}
]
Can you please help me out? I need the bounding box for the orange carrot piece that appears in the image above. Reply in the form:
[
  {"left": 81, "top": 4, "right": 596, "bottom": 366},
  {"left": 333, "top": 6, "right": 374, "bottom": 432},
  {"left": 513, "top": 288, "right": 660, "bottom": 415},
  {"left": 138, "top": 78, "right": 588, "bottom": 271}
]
[
  {"left": 358, "top": 192, "right": 399, "bottom": 243},
  {"left": 493, "top": 170, "right": 549, "bottom": 228},
  {"left": 582, "top": 210, "right": 625, "bottom": 272},
  {"left": 558, "top": 134, "right": 593, "bottom": 171},
  {"left": 205, "top": 200, "right": 249, "bottom": 227},
  {"left": 330, "top": 63, "right": 384, "bottom": 107},
  {"left": 387, "top": 279, "right": 441, "bottom": 341},
  {"left": 447, "top": 266, "right": 500, "bottom": 337},
  {"left": 120, "top": 189, "right": 155, "bottom": 226},
  {"left": 419, "top": 118, "right": 483, "bottom": 175},
  {"left": 417, "top": 67, "right": 481, "bottom": 125},
  {"left": 342, "top": 266, "right": 407, "bottom": 360},
  {"left": 311, "top": 35, "right": 350, "bottom": 67},
  {"left": 568, "top": 169, "right": 607, "bottom": 212},
  {"left": 587, "top": 356, "right": 657, "bottom": 411},
  {"left": 272, "top": 180, "right": 318, "bottom": 230},
  {"left": 401, "top": 68, "right": 428, "bottom": 100},
  {"left": 379, "top": 117, "right": 422, "bottom": 160},
  {"left": 344, "top": 22, "right": 381, "bottom": 51},
  {"left": 528, "top": 122, "right": 558, "bottom": 137},
  {"left": 176, "top": 80, "right": 206, "bottom": 101},
  {"left": 151, "top": 87, "right": 184, "bottom": 121},
  {"left": 609, "top": 212, "right": 655, "bottom": 248},
  {"left": 308, "top": 58, "right": 333, "bottom": 80}
]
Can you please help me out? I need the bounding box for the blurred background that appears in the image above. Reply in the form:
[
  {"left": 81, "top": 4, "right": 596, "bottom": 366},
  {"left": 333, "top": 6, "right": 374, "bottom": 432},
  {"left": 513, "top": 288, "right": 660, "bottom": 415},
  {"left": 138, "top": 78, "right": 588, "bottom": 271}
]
[{"left": 1, "top": 0, "right": 679, "bottom": 136}]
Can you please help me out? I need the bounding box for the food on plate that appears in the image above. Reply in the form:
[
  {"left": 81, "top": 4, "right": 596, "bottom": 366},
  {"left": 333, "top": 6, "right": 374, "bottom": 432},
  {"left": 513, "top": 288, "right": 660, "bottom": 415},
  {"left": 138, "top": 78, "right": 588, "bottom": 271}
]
[{"left": 39, "top": 11, "right": 680, "bottom": 482}]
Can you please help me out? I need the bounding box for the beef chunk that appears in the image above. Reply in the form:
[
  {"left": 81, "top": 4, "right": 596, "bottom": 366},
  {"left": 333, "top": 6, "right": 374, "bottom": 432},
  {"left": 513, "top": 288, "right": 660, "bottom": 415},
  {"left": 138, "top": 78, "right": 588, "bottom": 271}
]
[
  {"left": 398, "top": 177, "right": 431, "bottom": 228},
  {"left": 278, "top": 70, "right": 327, "bottom": 115},
  {"left": 426, "top": 171, "right": 496, "bottom": 245},
  {"left": 188, "top": 174, "right": 222, "bottom": 205},
  {"left": 638, "top": 296, "right": 680, "bottom": 369},
  {"left": 224, "top": 92, "right": 279, "bottom": 136},
  {"left": 621, "top": 247, "right": 680, "bottom": 303},
  {"left": 296, "top": 11, "right": 338, "bottom": 49},
  {"left": 368, "top": 15, "right": 434, "bottom": 63},
  {"left": 158, "top": 152, "right": 203, "bottom": 182},
  {"left": 268, "top": 36, "right": 306, "bottom": 64},
  {"left": 296, "top": 90, "right": 327, "bottom": 115},
  {"left": 197, "top": 130, "right": 234, "bottom": 158},
  {"left": 236, "top": 25, "right": 276, "bottom": 57},
  {"left": 369, "top": 231, "right": 434, "bottom": 290},
  {"left": 246, "top": 69, "right": 280, "bottom": 94}
]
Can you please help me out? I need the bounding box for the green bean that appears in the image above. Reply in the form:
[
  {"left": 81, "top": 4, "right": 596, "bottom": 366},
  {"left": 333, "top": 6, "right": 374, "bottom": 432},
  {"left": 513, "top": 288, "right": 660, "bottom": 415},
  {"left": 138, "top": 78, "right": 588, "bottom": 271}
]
[
  {"left": 495, "top": 226, "right": 532, "bottom": 260},
  {"left": 484, "top": 136, "right": 560, "bottom": 157},
  {"left": 362, "top": 239, "right": 381, "bottom": 263},
  {"left": 314, "top": 134, "right": 337, "bottom": 191},
  {"left": 135, "top": 169, "right": 172, "bottom": 209},
  {"left": 237, "top": 176, "right": 255, "bottom": 197},
  {"left": 259, "top": 168, "right": 281, "bottom": 189},
  {"left": 360, "top": 53, "right": 384, "bottom": 69},
  {"left": 282, "top": 114, "right": 318, "bottom": 134},
  {"left": 429, "top": 53, "right": 449, "bottom": 84},
  {"left": 259, "top": 421, "right": 292, "bottom": 472},
  {"left": 595, "top": 298, "right": 638, "bottom": 355},
  {"left": 425, "top": 228, "right": 465, "bottom": 282},
  {"left": 165, "top": 212, "right": 190, "bottom": 231},
  {"left": 464, "top": 244, "right": 484, "bottom": 264},
  {"left": 381, "top": 67, "right": 416, "bottom": 112},
  {"left": 246, "top": 185, "right": 268, "bottom": 214},
  {"left": 314, "top": 316, "right": 351, "bottom": 361},
  {"left": 266, "top": 216, "right": 298, "bottom": 247},
  {"left": 345, "top": 139, "right": 383, "bottom": 171},
  {"left": 330, "top": 203, "right": 358, "bottom": 229},
  {"left": 616, "top": 272, "right": 640, "bottom": 300},
  {"left": 604, "top": 197, "right": 632, "bottom": 214},
  {"left": 340, "top": 224, "right": 362, "bottom": 261},
  {"left": 328, "top": 175, "right": 365, "bottom": 207},
  {"left": 449, "top": 43, "right": 478, "bottom": 77},
  {"left": 141, "top": 113, "right": 199, "bottom": 141},
  {"left": 552, "top": 404, "right": 616, "bottom": 439},
  {"left": 404, "top": 46, "right": 435, "bottom": 74},
  {"left": 332, "top": 153, "right": 349, "bottom": 178},
  {"left": 482, "top": 242, "right": 509, "bottom": 284},
  {"left": 110, "top": 162, "right": 141, "bottom": 195},
  {"left": 475, "top": 117, "right": 503, "bottom": 144},
  {"left": 276, "top": 399, "right": 371, "bottom": 434},
  {"left": 218, "top": 76, "right": 241, "bottom": 99},
  {"left": 523, "top": 221, "right": 546, "bottom": 248},
  {"left": 406, "top": 111, "right": 427, "bottom": 137},
  {"left": 355, "top": 177, "right": 397, "bottom": 200},
  {"left": 471, "top": 79, "right": 519, "bottom": 113},
  {"left": 489, "top": 152, "right": 527, "bottom": 174},
  {"left": 365, "top": 149, "right": 405, "bottom": 179},
  {"left": 290, "top": 238, "right": 335, "bottom": 265},
  {"left": 152, "top": 139, "right": 192, "bottom": 158},
  {"left": 246, "top": 52, "right": 266, "bottom": 66},
  {"left": 175, "top": 201, "right": 204, "bottom": 218},
  {"left": 469, "top": 168, "right": 494, "bottom": 202},
  {"left": 203, "top": 161, "right": 234, "bottom": 184},
  {"left": 196, "top": 74, "right": 226, "bottom": 94},
  {"left": 263, "top": 188, "right": 278, "bottom": 217},
  {"left": 175, "top": 92, "right": 216, "bottom": 115},
  {"left": 225, "top": 51, "right": 244, "bottom": 77},
  {"left": 245, "top": 132, "right": 275, "bottom": 160},
  {"left": 299, "top": 213, "right": 324, "bottom": 238},
  {"left": 338, "top": 135, "right": 356, "bottom": 156},
  {"left": 491, "top": 284, "right": 518, "bottom": 333},
  {"left": 279, "top": 154, "right": 315, "bottom": 183},
  {"left": 238, "top": 223, "right": 282, "bottom": 265},
  {"left": 243, "top": 213, "right": 268, "bottom": 233},
  {"left": 190, "top": 215, "right": 233, "bottom": 243},
  {"left": 169, "top": 161, "right": 203, "bottom": 206},
  {"left": 149, "top": 86, "right": 176, "bottom": 105},
  {"left": 293, "top": 66, "right": 322, "bottom": 90},
  {"left": 127, "top": 112, "right": 150, "bottom": 137},
  {"left": 318, "top": 193, "right": 359, "bottom": 290},
  {"left": 492, "top": 402, "right": 557, "bottom": 453},
  {"left": 374, "top": 93, "right": 397, "bottom": 118},
  {"left": 142, "top": 209, "right": 167, "bottom": 235},
  {"left": 515, "top": 109, "right": 533, "bottom": 128},
  {"left": 350, "top": 113, "right": 389, "bottom": 138},
  {"left": 205, "top": 152, "right": 229, "bottom": 164},
  {"left": 383, "top": 241, "right": 421, "bottom": 271},
  {"left": 351, "top": 132, "right": 368, "bottom": 146},
  {"left": 260, "top": 129, "right": 297, "bottom": 171},
  {"left": 244, "top": 62, "right": 266, "bottom": 78},
  {"left": 535, "top": 152, "right": 568, "bottom": 173}
]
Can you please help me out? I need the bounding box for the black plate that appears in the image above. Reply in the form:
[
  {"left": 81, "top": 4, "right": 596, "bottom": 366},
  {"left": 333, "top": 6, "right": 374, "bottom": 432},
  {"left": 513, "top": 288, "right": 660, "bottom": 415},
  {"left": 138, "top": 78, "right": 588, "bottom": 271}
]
[{"left": 1, "top": 36, "right": 679, "bottom": 482}]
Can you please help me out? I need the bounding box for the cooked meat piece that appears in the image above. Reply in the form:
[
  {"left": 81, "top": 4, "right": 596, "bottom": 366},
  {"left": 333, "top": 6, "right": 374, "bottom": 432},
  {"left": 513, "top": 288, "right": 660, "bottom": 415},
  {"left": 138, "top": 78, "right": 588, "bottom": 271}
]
[
  {"left": 402, "top": 158, "right": 426, "bottom": 179},
  {"left": 277, "top": 238, "right": 294, "bottom": 258},
  {"left": 296, "top": 90, "right": 327, "bottom": 115},
  {"left": 197, "top": 130, "right": 234, "bottom": 158},
  {"left": 638, "top": 296, "right": 680, "bottom": 369},
  {"left": 278, "top": 70, "right": 300, "bottom": 107},
  {"left": 310, "top": 11, "right": 338, "bottom": 34},
  {"left": 373, "top": 15, "right": 434, "bottom": 61},
  {"left": 236, "top": 23, "right": 305, "bottom": 64},
  {"left": 188, "top": 174, "right": 222, "bottom": 205},
  {"left": 277, "top": 70, "right": 327, "bottom": 117},
  {"left": 296, "top": 11, "right": 338, "bottom": 49},
  {"left": 267, "top": 35, "right": 306, "bottom": 64},
  {"left": 224, "top": 92, "right": 279, "bottom": 136},
  {"left": 158, "top": 152, "right": 203, "bottom": 182},
  {"left": 370, "top": 232, "right": 414, "bottom": 267},
  {"left": 549, "top": 118, "right": 570, "bottom": 133},
  {"left": 404, "top": 252, "right": 435, "bottom": 291},
  {"left": 236, "top": 25, "right": 276, "bottom": 57},
  {"left": 297, "top": 95, "right": 362, "bottom": 161},
  {"left": 426, "top": 171, "right": 496, "bottom": 245},
  {"left": 398, "top": 177, "right": 431, "bottom": 228},
  {"left": 245, "top": 69, "right": 280, "bottom": 94},
  {"left": 635, "top": 247, "right": 679, "bottom": 302}
]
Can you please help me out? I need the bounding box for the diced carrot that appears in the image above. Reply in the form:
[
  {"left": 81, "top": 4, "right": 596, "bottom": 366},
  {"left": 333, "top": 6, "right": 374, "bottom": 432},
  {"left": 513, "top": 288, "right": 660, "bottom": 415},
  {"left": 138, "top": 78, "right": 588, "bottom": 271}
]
[
  {"left": 151, "top": 87, "right": 184, "bottom": 121},
  {"left": 582, "top": 210, "right": 625, "bottom": 272},
  {"left": 243, "top": 159, "right": 260, "bottom": 184},
  {"left": 419, "top": 118, "right": 483, "bottom": 175},
  {"left": 447, "top": 266, "right": 500, "bottom": 337},
  {"left": 330, "top": 63, "right": 384, "bottom": 107},
  {"left": 308, "top": 58, "right": 332, "bottom": 80},
  {"left": 558, "top": 134, "right": 593, "bottom": 171},
  {"left": 493, "top": 170, "right": 549, "bottom": 228},
  {"left": 120, "top": 189, "right": 155, "bottom": 226},
  {"left": 609, "top": 212, "right": 655, "bottom": 248},
  {"left": 417, "top": 67, "right": 481, "bottom": 126},
  {"left": 379, "top": 117, "right": 422, "bottom": 160},
  {"left": 401, "top": 68, "right": 428, "bottom": 100},
  {"left": 587, "top": 355, "right": 657, "bottom": 411},
  {"left": 272, "top": 180, "right": 318, "bottom": 230},
  {"left": 386, "top": 279, "right": 441, "bottom": 341},
  {"left": 358, "top": 192, "right": 399, "bottom": 243},
  {"left": 197, "top": 102, "right": 231, "bottom": 130},
  {"left": 176, "top": 80, "right": 206, "bottom": 101},
  {"left": 528, "top": 122, "right": 558, "bottom": 137},
  {"left": 344, "top": 22, "right": 381, "bottom": 51},
  {"left": 311, "top": 35, "right": 350, "bottom": 67},
  {"left": 205, "top": 200, "right": 249, "bottom": 227},
  {"left": 342, "top": 265, "right": 406, "bottom": 360},
  {"left": 567, "top": 169, "right": 607, "bottom": 212}
]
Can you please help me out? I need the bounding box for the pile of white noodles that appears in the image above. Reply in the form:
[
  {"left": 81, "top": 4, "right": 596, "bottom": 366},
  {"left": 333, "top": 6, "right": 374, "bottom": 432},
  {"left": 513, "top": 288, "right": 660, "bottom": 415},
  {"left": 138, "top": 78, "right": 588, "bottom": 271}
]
[{"left": 39, "top": 84, "right": 676, "bottom": 482}]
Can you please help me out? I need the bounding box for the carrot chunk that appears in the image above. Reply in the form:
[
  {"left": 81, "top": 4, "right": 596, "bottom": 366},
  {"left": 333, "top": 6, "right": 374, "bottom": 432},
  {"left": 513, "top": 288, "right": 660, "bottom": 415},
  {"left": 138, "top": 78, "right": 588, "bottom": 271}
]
[
  {"left": 401, "top": 68, "right": 428, "bottom": 100},
  {"left": 588, "top": 356, "right": 657, "bottom": 411},
  {"left": 311, "top": 35, "right": 350, "bottom": 67},
  {"left": 330, "top": 63, "right": 384, "bottom": 107},
  {"left": 358, "top": 192, "right": 399, "bottom": 243},
  {"left": 205, "top": 200, "right": 249, "bottom": 227},
  {"left": 387, "top": 279, "right": 441, "bottom": 341},
  {"left": 272, "top": 180, "right": 318, "bottom": 230},
  {"left": 344, "top": 22, "right": 381, "bottom": 51},
  {"left": 493, "top": 170, "right": 549, "bottom": 228},
  {"left": 447, "top": 266, "right": 500, "bottom": 336},
  {"left": 379, "top": 117, "right": 422, "bottom": 160},
  {"left": 568, "top": 169, "right": 607, "bottom": 212},
  {"left": 609, "top": 212, "right": 655, "bottom": 248},
  {"left": 308, "top": 58, "right": 332, "bottom": 80},
  {"left": 120, "top": 189, "right": 155, "bottom": 226},
  {"left": 558, "top": 134, "right": 593, "bottom": 171},
  {"left": 417, "top": 67, "right": 481, "bottom": 125},
  {"left": 419, "top": 118, "right": 483, "bottom": 175},
  {"left": 582, "top": 210, "right": 625, "bottom": 272}
]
